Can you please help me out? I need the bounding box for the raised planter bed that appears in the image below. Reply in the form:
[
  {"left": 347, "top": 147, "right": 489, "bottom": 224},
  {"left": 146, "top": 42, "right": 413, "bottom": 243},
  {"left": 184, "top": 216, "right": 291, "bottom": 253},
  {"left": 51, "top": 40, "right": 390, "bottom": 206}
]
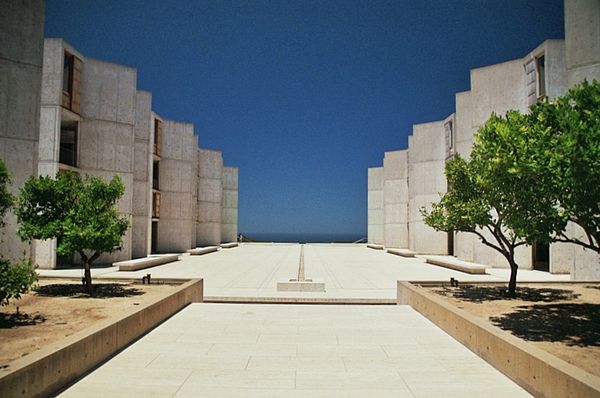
[
  {"left": 0, "top": 278, "right": 203, "bottom": 398},
  {"left": 397, "top": 280, "right": 600, "bottom": 398}
]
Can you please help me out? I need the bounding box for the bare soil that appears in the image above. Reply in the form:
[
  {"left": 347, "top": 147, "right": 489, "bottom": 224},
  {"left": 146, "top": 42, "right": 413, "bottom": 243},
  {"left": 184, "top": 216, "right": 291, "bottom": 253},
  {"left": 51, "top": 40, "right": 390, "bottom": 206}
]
[
  {"left": 0, "top": 279, "right": 178, "bottom": 368},
  {"left": 427, "top": 283, "right": 600, "bottom": 377}
]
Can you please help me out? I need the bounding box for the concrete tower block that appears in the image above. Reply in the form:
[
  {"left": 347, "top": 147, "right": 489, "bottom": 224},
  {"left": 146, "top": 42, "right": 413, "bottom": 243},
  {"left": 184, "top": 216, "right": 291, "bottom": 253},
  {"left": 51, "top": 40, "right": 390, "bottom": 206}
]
[
  {"left": 407, "top": 121, "right": 448, "bottom": 254},
  {"left": 565, "top": 0, "right": 600, "bottom": 86},
  {"left": 157, "top": 120, "right": 196, "bottom": 253},
  {"left": 367, "top": 167, "right": 384, "bottom": 245},
  {"left": 383, "top": 150, "right": 408, "bottom": 248},
  {"left": 131, "top": 90, "right": 152, "bottom": 259},
  {"left": 0, "top": 0, "right": 44, "bottom": 261},
  {"left": 197, "top": 149, "right": 223, "bottom": 246},
  {"left": 221, "top": 166, "right": 239, "bottom": 243},
  {"left": 77, "top": 58, "right": 137, "bottom": 264}
]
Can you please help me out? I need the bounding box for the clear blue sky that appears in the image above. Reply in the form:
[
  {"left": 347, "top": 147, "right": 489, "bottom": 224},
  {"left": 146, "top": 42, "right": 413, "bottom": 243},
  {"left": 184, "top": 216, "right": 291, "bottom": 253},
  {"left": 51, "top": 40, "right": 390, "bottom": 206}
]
[{"left": 45, "top": 0, "right": 564, "bottom": 237}]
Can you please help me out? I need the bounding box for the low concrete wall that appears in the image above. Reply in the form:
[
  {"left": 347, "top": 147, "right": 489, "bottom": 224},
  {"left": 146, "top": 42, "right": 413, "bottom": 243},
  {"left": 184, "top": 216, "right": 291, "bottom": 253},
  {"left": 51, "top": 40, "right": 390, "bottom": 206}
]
[
  {"left": 397, "top": 281, "right": 600, "bottom": 398},
  {"left": 0, "top": 279, "right": 203, "bottom": 398},
  {"left": 115, "top": 254, "right": 180, "bottom": 271}
]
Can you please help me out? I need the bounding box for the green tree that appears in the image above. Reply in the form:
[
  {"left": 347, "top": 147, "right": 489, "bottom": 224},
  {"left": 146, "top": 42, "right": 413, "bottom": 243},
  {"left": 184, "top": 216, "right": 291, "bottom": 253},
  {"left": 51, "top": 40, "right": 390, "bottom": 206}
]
[
  {"left": 0, "top": 159, "right": 37, "bottom": 306},
  {"left": 0, "top": 159, "right": 14, "bottom": 225},
  {"left": 525, "top": 80, "right": 600, "bottom": 253},
  {"left": 422, "top": 155, "right": 527, "bottom": 296},
  {"left": 17, "top": 172, "right": 128, "bottom": 293}
]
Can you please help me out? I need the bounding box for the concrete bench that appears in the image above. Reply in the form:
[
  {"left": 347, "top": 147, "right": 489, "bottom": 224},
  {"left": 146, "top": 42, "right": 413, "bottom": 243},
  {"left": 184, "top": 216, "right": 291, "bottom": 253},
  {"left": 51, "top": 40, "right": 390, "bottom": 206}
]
[
  {"left": 387, "top": 248, "right": 416, "bottom": 257},
  {"left": 115, "top": 254, "right": 179, "bottom": 271},
  {"left": 367, "top": 244, "right": 384, "bottom": 250},
  {"left": 220, "top": 242, "right": 239, "bottom": 249},
  {"left": 423, "top": 255, "right": 487, "bottom": 274},
  {"left": 187, "top": 246, "right": 219, "bottom": 255}
]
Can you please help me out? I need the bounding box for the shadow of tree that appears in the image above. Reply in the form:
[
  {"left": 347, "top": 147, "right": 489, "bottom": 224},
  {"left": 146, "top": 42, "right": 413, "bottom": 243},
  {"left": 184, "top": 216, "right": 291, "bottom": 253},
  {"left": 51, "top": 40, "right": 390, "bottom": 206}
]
[
  {"left": 0, "top": 312, "right": 45, "bottom": 329},
  {"left": 490, "top": 303, "right": 600, "bottom": 347},
  {"left": 35, "top": 283, "right": 144, "bottom": 299},
  {"left": 434, "top": 285, "right": 579, "bottom": 303}
]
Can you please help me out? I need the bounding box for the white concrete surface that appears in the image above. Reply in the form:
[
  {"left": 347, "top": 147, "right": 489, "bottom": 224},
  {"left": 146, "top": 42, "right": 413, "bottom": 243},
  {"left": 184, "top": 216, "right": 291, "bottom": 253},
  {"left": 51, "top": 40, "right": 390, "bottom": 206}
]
[
  {"left": 39, "top": 244, "right": 569, "bottom": 300},
  {"left": 58, "top": 303, "right": 531, "bottom": 397}
]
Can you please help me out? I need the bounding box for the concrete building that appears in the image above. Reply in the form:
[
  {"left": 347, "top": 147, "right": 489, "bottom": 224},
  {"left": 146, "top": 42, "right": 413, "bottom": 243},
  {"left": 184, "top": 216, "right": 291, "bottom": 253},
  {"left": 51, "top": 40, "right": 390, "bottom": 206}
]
[
  {"left": 383, "top": 150, "right": 408, "bottom": 249},
  {"left": 369, "top": 1, "right": 600, "bottom": 279},
  {"left": 2, "top": 26, "right": 239, "bottom": 268},
  {"left": 367, "top": 167, "right": 383, "bottom": 245},
  {"left": 0, "top": 0, "right": 45, "bottom": 261},
  {"left": 221, "top": 166, "right": 239, "bottom": 243}
]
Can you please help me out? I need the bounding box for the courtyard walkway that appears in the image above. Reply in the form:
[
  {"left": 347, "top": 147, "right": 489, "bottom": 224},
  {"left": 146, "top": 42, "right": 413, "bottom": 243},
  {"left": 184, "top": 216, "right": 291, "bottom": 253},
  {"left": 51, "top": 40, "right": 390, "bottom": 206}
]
[
  {"left": 40, "top": 243, "right": 569, "bottom": 300},
  {"left": 59, "top": 303, "right": 531, "bottom": 397}
]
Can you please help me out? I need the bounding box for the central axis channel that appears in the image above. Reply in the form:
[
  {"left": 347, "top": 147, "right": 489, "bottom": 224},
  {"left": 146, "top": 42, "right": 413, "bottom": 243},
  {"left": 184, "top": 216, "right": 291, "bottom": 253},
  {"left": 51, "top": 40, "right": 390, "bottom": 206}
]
[{"left": 276, "top": 244, "right": 326, "bottom": 292}]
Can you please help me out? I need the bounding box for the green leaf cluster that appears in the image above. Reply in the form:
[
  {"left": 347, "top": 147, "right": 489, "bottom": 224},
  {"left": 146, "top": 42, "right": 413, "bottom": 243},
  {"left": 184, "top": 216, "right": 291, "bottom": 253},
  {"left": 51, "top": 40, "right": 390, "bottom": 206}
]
[
  {"left": 0, "top": 258, "right": 38, "bottom": 307},
  {"left": 16, "top": 172, "right": 129, "bottom": 261},
  {"left": 0, "top": 159, "right": 14, "bottom": 227}
]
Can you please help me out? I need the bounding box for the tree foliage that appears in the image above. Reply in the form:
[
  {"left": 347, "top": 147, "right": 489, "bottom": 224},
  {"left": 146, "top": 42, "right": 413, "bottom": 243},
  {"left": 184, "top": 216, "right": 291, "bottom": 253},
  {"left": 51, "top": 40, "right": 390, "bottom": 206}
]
[
  {"left": 0, "top": 159, "right": 14, "bottom": 227},
  {"left": 0, "top": 159, "right": 37, "bottom": 306},
  {"left": 17, "top": 172, "right": 128, "bottom": 292},
  {"left": 0, "top": 258, "right": 37, "bottom": 307},
  {"left": 423, "top": 80, "right": 600, "bottom": 296},
  {"left": 525, "top": 80, "right": 600, "bottom": 252},
  {"left": 422, "top": 154, "right": 526, "bottom": 296}
]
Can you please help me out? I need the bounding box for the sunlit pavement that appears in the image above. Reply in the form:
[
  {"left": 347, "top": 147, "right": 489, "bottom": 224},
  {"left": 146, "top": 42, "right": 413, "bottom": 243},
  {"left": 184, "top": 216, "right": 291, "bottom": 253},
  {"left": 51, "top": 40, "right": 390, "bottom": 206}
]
[
  {"left": 39, "top": 243, "right": 569, "bottom": 300},
  {"left": 58, "top": 303, "right": 531, "bottom": 397}
]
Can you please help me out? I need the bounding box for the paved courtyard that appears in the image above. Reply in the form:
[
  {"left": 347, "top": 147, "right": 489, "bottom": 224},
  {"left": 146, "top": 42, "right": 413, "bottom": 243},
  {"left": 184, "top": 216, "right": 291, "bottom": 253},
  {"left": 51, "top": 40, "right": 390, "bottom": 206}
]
[
  {"left": 59, "top": 304, "right": 531, "bottom": 397},
  {"left": 40, "top": 243, "right": 569, "bottom": 299},
  {"left": 45, "top": 244, "right": 564, "bottom": 396}
]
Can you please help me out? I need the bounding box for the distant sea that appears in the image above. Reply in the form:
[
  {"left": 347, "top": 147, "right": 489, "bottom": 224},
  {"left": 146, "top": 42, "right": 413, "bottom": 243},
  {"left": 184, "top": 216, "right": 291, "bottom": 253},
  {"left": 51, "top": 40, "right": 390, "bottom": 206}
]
[{"left": 242, "top": 233, "right": 365, "bottom": 244}]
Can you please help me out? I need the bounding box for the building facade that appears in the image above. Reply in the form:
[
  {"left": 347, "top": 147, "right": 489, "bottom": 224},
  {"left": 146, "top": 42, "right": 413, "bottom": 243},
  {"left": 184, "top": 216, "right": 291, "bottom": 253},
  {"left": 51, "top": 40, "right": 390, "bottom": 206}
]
[
  {"left": 1, "top": 12, "right": 239, "bottom": 269},
  {"left": 368, "top": 0, "right": 600, "bottom": 279}
]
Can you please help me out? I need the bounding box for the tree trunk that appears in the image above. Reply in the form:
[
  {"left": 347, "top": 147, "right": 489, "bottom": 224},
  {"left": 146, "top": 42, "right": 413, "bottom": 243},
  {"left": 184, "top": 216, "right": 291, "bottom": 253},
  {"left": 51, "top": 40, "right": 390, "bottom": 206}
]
[
  {"left": 84, "top": 261, "right": 93, "bottom": 294},
  {"left": 508, "top": 259, "right": 518, "bottom": 298}
]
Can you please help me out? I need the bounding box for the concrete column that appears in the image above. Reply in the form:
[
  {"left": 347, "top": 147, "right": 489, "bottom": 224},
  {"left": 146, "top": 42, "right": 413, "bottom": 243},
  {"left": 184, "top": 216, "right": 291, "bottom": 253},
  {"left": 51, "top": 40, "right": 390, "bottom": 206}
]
[
  {"left": 367, "top": 167, "right": 383, "bottom": 245},
  {"left": 565, "top": 0, "right": 600, "bottom": 86},
  {"left": 383, "top": 151, "right": 408, "bottom": 248},
  {"left": 197, "top": 149, "right": 223, "bottom": 246},
  {"left": 453, "top": 58, "right": 533, "bottom": 269},
  {"left": 131, "top": 91, "right": 152, "bottom": 259},
  {"left": 407, "top": 121, "right": 448, "bottom": 254},
  {"left": 157, "top": 121, "right": 196, "bottom": 252},
  {"left": 221, "top": 166, "right": 238, "bottom": 243},
  {"left": 0, "top": 0, "right": 44, "bottom": 261},
  {"left": 77, "top": 58, "right": 137, "bottom": 264}
]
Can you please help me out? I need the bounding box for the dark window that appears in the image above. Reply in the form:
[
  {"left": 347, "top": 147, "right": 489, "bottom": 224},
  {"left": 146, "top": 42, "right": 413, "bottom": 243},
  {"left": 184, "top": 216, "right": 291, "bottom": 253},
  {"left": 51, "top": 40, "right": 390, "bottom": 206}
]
[
  {"left": 152, "top": 161, "right": 160, "bottom": 190},
  {"left": 63, "top": 53, "right": 73, "bottom": 93},
  {"left": 59, "top": 123, "right": 78, "bottom": 167},
  {"left": 536, "top": 55, "right": 546, "bottom": 98},
  {"left": 151, "top": 222, "right": 158, "bottom": 254},
  {"left": 153, "top": 119, "right": 162, "bottom": 156}
]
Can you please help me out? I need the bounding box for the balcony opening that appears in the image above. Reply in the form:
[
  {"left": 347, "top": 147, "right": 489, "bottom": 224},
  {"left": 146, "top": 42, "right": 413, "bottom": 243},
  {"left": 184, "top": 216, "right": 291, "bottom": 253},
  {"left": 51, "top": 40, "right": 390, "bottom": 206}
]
[
  {"left": 532, "top": 242, "right": 550, "bottom": 272},
  {"left": 62, "top": 51, "right": 81, "bottom": 114},
  {"left": 536, "top": 55, "right": 546, "bottom": 98},
  {"left": 152, "top": 161, "right": 160, "bottom": 190},
  {"left": 151, "top": 221, "right": 158, "bottom": 254},
  {"left": 153, "top": 119, "right": 162, "bottom": 157},
  {"left": 59, "top": 121, "right": 78, "bottom": 167}
]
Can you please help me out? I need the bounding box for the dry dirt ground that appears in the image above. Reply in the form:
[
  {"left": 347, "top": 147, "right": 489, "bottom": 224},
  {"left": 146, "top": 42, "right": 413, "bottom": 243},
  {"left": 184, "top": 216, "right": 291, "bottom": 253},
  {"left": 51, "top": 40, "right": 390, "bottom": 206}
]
[
  {"left": 427, "top": 283, "right": 600, "bottom": 377},
  {"left": 0, "top": 279, "right": 178, "bottom": 368}
]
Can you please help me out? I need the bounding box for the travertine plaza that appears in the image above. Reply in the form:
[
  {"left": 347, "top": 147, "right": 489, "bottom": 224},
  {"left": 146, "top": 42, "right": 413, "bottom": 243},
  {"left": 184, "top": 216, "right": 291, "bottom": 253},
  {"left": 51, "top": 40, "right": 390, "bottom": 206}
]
[{"left": 368, "top": 0, "right": 600, "bottom": 280}]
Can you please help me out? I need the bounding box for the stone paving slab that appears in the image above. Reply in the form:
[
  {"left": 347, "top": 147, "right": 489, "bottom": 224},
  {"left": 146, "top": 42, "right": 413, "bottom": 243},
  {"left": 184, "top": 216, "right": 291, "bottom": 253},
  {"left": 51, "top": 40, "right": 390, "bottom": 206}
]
[
  {"left": 58, "top": 303, "right": 531, "bottom": 397},
  {"left": 39, "top": 243, "right": 569, "bottom": 300}
]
